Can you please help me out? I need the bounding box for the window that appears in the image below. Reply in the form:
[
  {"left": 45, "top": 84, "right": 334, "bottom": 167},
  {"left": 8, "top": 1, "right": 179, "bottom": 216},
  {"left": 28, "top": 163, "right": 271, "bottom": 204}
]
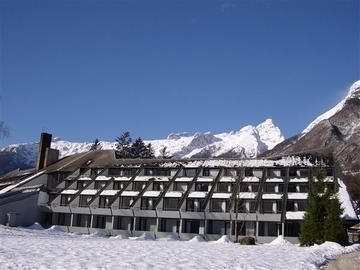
[
  {"left": 119, "top": 197, "right": 133, "bottom": 209},
  {"left": 287, "top": 200, "right": 307, "bottom": 211},
  {"left": 224, "top": 169, "right": 236, "bottom": 177},
  {"left": 195, "top": 183, "right": 209, "bottom": 192},
  {"left": 60, "top": 195, "right": 71, "bottom": 206},
  {"left": 141, "top": 198, "right": 155, "bottom": 210},
  {"left": 91, "top": 168, "right": 101, "bottom": 176},
  {"left": 217, "top": 183, "right": 232, "bottom": 193},
  {"left": 65, "top": 181, "right": 73, "bottom": 188},
  {"left": 173, "top": 183, "right": 188, "bottom": 192},
  {"left": 133, "top": 182, "right": 146, "bottom": 191},
  {"left": 94, "top": 181, "right": 107, "bottom": 189},
  {"left": 56, "top": 213, "right": 71, "bottom": 226},
  {"left": 183, "top": 220, "right": 200, "bottom": 234},
  {"left": 113, "top": 181, "right": 124, "bottom": 190},
  {"left": 77, "top": 181, "right": 89, "bottom": 189},
  {"left": 99, "top": 196, "right": 112, "bottom": 208},
  {"left": 79, "top": 195, "right": 92, "bottom": 207},
  {"left": 238, "top": 200, "right": 256, "bottom": 213},
  {"left": 210, "top": 199, "right": 228, "bottom": 212},
  {"left": 288, "top": 184, "right": 297, "bottom": 193},
  {"left": 242, "top": 183, "right": 259, "bottom": 192},
  {"left": 183, "top": 169, "right": 197, "bottom": 177},
  {"left": 263, "top": 183, "right": 284, "bottom": 193},
  {"left": 159, "top": 219, "right": 179, "bottom": 233},
  {"left": 163, "top": 198, "right": 179, "bottom": 211},
  {"left": 245, "top": 168, "right": 253, "bottom": 177},
  {"left": 259, "top": 222, "right": 280, "bottom": 237},
  {"left": 186, "top": 199, "right": 204, "bottom": 212},
  {"left": 136, "top": 218, "right": 156, "bottom": 231},
  {"left": 261, "top": 200, "right": 274, "bottom": 213},
  {"left": 108, "top": 168, "right": 137, "bottom": 177},
  {"left": 75, "top": 214, "right": 91, "bottom": 227},
  {"left": 114, "top": 216, "right": 133, "bottom": 230},
  {"left": 285, "top": 222, "right": 300, "bottom": 237},
  {"left": 203, "top": 168, "right": 210, "bottom": 177},
  {"left": 94, "top": 215, "right": 106, "bottom": 229},
  {"left": 153, "top": 182, "right": 163, "bottom": 191},
  {"left": 207, "top": 220, "right": 229, "bottom": 235},
  {"left": 144, "top": 168, "right": 171, "bottom": 176}
]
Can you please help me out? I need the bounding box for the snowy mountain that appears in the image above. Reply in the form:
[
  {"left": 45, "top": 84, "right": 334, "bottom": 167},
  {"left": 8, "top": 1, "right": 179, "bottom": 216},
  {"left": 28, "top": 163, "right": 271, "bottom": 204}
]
[
  {"left": 263, "top": 80, "right": 360, "bottom": 210},
  {"left": 0, "top": 119, "right": 284, "bottom": 175}
]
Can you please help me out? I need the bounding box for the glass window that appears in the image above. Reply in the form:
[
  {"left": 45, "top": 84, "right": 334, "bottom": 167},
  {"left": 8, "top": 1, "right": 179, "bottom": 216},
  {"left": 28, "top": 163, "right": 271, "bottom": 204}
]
[
  {"left": 133, "top": 182, "right": 146, "bottom": 191},
  {"left": 163, "top": 198, "right": 179, "bottom": 211},
  {"left": 119, "top": 197, "right": 133, "bottom": 209},
  {"left": 173, "top": 183, "right": 188, "bottom": 192},
  {"left": 218, "top": 183, "right": 232, "bottom": 193},
  {"left": 210, "top": 199, "right": 228, "bottom": 212},
  {"left": 195, "top": 183, "right": 209, "bottom": 192},
  {"left": 184, "top": 169, "right": 197, "bottom": 177}
]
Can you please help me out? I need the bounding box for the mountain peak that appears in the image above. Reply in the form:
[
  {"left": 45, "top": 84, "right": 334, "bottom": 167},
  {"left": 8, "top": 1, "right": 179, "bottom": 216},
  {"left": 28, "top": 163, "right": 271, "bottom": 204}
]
[
  {"left": 303, "top": 81, "right": 360, "bottom": 134},
  {"left": 346, "top": 80, "right": 360, "bottom": 100}
]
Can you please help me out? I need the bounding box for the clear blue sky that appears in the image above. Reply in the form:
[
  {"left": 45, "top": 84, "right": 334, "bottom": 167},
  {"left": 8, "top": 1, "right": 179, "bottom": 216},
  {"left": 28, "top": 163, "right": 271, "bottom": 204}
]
[{"left": 0, "top": 0, "right": 359, "bottom": 146}]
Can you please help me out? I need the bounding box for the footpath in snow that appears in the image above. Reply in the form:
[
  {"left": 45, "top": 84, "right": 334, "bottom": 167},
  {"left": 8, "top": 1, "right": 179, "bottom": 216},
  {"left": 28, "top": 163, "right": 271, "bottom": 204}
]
[{"left": 0, "top": 224, "right": 359, "bottom": 270}]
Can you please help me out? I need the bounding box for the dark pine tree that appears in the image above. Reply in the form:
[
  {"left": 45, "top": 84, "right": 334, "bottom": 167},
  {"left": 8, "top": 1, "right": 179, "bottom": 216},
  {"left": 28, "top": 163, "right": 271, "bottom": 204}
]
[
  {"left": 159, "top": 146, "right": 172, "bottom": 159},
  {"left": 116, "top": 131, "right": 132, "bottom": 158},
  {"left": 89, "top": 138, "right": 101, "bottom": 151},
  {"left": 130, "top": 138, "right": 155, "bottom": 159}
]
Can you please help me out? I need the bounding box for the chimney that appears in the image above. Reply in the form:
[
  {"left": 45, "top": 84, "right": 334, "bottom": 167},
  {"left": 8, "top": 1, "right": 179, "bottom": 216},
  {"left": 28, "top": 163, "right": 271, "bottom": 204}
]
[{"left": 36, "top": 132, "right": 52, "bottom": 171}]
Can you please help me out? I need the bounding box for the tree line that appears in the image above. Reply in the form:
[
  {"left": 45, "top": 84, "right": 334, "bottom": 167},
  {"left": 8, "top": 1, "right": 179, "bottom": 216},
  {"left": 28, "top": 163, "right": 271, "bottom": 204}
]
[{"left": 89, "top": 131, "right": 171, "bottom": 159}]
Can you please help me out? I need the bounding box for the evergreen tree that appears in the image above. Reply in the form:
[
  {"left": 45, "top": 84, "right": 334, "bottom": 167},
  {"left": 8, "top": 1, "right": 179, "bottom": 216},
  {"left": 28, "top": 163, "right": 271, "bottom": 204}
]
[
  {"left": 323, "top": 197, "right": 348, "bottom": 245},
  {"left": 89, "top": 138, "right": 101, "bottom": 151},
  {"left": 130, "top": 138, "right": 155, "bottom": 159},
  {"left": 116, "top": 132, "right": 132, "bottom": 158},
  {"left": 299, "top": 168, "right": 348, "bottom": 246},
  {"left": 159, "top": 146, "right": 172, "bottom": 159}
]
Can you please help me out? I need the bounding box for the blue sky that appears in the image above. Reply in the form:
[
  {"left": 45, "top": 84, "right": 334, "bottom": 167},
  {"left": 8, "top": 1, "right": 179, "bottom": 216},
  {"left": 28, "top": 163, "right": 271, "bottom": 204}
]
[{"left": 0, "top": 0, "right": 359, "bottom": 146}]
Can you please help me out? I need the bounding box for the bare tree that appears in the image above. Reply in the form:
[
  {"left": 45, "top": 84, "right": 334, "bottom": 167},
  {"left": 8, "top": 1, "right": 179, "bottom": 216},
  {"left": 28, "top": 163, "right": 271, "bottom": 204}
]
[{"left": 0, "top": 121, "right": 9, "bottom": 139}]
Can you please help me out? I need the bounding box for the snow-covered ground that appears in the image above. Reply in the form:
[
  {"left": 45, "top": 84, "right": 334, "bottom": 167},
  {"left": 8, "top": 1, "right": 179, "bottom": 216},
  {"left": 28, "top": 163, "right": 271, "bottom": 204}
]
[{"left": 0, "top": 225, "right": 359, "bottom": 270}]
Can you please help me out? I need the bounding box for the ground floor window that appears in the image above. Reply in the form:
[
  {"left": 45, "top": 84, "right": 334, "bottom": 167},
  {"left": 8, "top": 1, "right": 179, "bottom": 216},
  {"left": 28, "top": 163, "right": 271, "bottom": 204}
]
[
  {"left": 93, "top": 215, "right": 106, "bottom": 229},
  {"left": 183, "top": 219, "right": 200, "bottom": 234},
  {"left": 159, "top": 218, "right": 179, "bottom": 233},
  {"left": 55, "top": 213, "right": 71, "bottom": 226},
  {"left": 207, "top": 220, "right": 229, "bottom": 235},
  {"left": 136, "top": 218, "right": 156, "bottom": 231},
  {"left": 233, "top": 221, "right": 256, "bottom": 236},
  {"left": 285, "top": 221, "right": 300, "bottom": 237},
  {"left": 258, "top": 222, "right": 281, "bottom": 237},
  {"left": 114, "top": 216, "right": 133, "bottom": 231},
  {"left": 74, "top": 214, "right": 91, "bottom": 227}
]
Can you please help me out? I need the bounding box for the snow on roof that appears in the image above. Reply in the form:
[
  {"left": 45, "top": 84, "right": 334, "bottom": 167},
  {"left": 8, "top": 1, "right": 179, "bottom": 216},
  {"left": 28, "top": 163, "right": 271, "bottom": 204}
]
[
  {"left": 153, "top": 177, "right": 171, "bottom": 182},
  {"left": 287, "top": 193, "right": 308, "bottom": 200},
  {"left": 242, "top": 177, "right": 260, "bottom": 182},
  {"left": 262, "top": 194, "right": 283, "bottom": 200},
  {"left": 0, "top": 171, "right": 44, "bottom": 195},
  {"left": 134, "top": 176, "right": 154, "bottom": 181},
  {"left": 313, "top": 177, "right": 334, "bottom": 182},
  {"left": 78, "top": 177, "right": 92, "bottom": 181},
  {"left": 174, "top": 177, "right": 193, "bottom": 182},
  {"left": 265, "top": 178, "right": 284, "bottom": 183},
  {"left": 80, "top": 189, "right": 98, "bottom": 195},
  {"left": 337, "top": 178, "right": 358, "bottom": 220},
  {"left": 239, "top": 192, "right": 256, "bottom": 199},
  {"left": 159, "top": 156, "right": 324, "bottom": 168},
  {"left": 289, "top": 178, "right": 309, "bottom": 183},
  {"left": 61, "top": 189, "right": 78, "bottom": 195},
  {"left": 121, "top": 191, "right": 139, "bottom": 197},
  {"left": 286, "top": 211, "right": 305, "bottom": 220},
  {"left": 95, "top": 176, "right": 112, "bottom": 181},
  {"left": 219, "top": 177, "right": 236, "bottom": 182},
  {"left": 196, "top": 177, "right": 214, "bottom": 182},
  {"left": 100, "top": 190, "right": 118, "bottom": 196},
  {"left": 142, "top": 191, "right": 161, "bottom": 197},
  {"left": 164, "top": 191, "right": 183, "bottom": 198},
  {"left": 212, "top": 193, "right": 232, "bottom": 199},
  {"left": 188, "top": 192, "right": 207, "bottom": 198},
  {"left": 113, "top": 177, "right": 131, "bottom": 181}
]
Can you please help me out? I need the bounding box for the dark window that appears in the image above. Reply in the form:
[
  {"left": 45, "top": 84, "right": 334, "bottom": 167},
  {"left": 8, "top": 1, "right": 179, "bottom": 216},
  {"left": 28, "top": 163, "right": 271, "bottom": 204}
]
[
  {"left": 326, "top": 168, "right": 333, "bottom": 177},
  {"left": 76, "top": 181, "right": 89, "bottom": 189},
  {"left": 113, "top": 181, "right": 124, "bottom": 190},
  {"left": 245, "top": 168, "right": 253, "bottom": 177},
  {"left": 163, "top": 198, "right": 179, "bottom": 211},
  {"left": 195, "top": 183, "right": 209, "bottom": 192},
  {"left": 184, "top": 169, "right": 197, "bottom": 177},
  {"left": 207, "top": 220, "right": 229, "bottom": 235},
  {"left": 56, "top": 213, "right": 71, "bottom": 226},
  {"left": 60, "top": 195, "right": 71, "bottom": 206},
  {"left": 285, "top": 222, "right": 300, "bottom": 237},
  {"left": 217, "top": 183, "right": 232, "bottom": 193},
  {"left": 114, "top": 216, "right": 133, "bottom": 230},
  {"left": 79, "top": 195, "right": 92, "bottom": 207},
  {"left": 133, "top": 182, "right": 146, "bottom": 191},
  {"left": 186, "top": 199, "right": 204, "bottom": 212},
  {"left": 141, "top": 198, "right": 155, "bottom": 210},
  {"left": 288, "top": 184, "right": 297, "bottom": 193},
  {"left": 238, "top": 200, "right": 257, "bottom": 213},
  {"left": 65, "top": 181, "right": 73, "bottom": 188},
  {"left": 75, "top": 214, "right": 91, "bottom": 227},
  {"left": 144, "top": 168, "right": 171, "bottom": 176},
  {"left": 94, "top": 215, "right": 106, "bottom": 229},
  {"left": 109, "top": 168, "right": 137, "bottom": 177},
  {"left": 153, "top": 182, "right": 163, "bottom": 191},
  {"left": 91, "top": 169, "right": 100, "bottom": 176},
  {"left": 299, "top": 184, "right": 309, "bottom": 193},
  {"left": 203, "top": 168, "right": 210, "bottom": 177},
  {"left": 159, "top": 218, "right": 179, "bottom": 233},
  {"left": 263, "top": 183, "right": 284, "bottom": 193},
  {"left": 99, "top": 196, "right": 112, "bottom": 208},
  {"left": 259, "top": 222, "right": 280, "bottom": 237},
  {"left": 210, "top": 199, "right": 229, "bottom": 212},
  {"left": 173, "top": 183, "right": 188, "bottom": 192},
  {"left": 183, "top": 220, "right": 200, "bottom": 234},
  {"left": 224, "top": 169, "right": 236, "bottom": 177},
  {"left": 94, "top": 181, "right": 107, "bottom": 189},
  {"left": 242, "top": 183, "right": 259, "bottom": 192},
  {"left": 119, "top": 197, "right": 133, "bottom": 209},
  {"left": 261, "top": 200, "right": 274, "bottom": 213},
  {"left": 79, "top": 168, "right": 88, "bottom": 175}
]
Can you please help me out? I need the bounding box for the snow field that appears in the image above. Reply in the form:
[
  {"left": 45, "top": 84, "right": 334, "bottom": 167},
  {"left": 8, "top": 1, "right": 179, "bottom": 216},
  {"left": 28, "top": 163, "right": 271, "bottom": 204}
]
[{"left": 0, "top": 225, "right": 359, "bottom": 270}]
